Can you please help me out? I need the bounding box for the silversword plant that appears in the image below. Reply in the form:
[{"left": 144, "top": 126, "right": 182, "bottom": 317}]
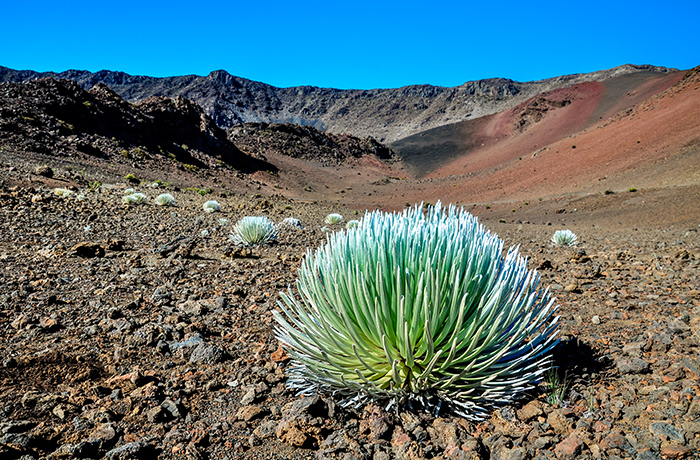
[
  {"left": 551, "top": 230, "right": 578, "bottom": 247},
  {"left": 230, "top": 216, "right": 277, "bottom": 246},
  {"left": 325, "top": 213, "right": 343, "bottom": 225},
  {"left": 274, "top": 202, "right": 559, "bottom": 419},
  {"left": 155, "top": 193, "right": 176, "bottom": 206},
  {"left": 203, "top": 200, "right": 222, "bottom": 213},
  {"left": 346, "top": 219, "right": 360, "bottom": 229}
]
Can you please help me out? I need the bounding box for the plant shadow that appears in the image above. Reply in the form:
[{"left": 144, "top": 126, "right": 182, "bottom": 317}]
[{"left": 545, "top": 336, "right": 613, "bottom": 402}]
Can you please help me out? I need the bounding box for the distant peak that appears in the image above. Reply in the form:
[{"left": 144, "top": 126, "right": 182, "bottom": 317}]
[{"left": 208, "top": 69, "right": 233, "bottom": 80}]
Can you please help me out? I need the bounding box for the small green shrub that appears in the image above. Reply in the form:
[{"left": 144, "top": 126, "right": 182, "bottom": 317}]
[
  {"left": 230, "top": 216, "right": 277, "bottom": 246},
  {"left": 155, "top": 193, "right": 176, "bottom": 206},
  {"left": 275, "top": 203, "right": 559, "bottom": 419},
  {"left": 544, "top": 369, "right": 568, "bottom": 407},
  {"left": 629, "top": 187, "right": 637, "bottom": 193},
  {"left": 603, "top": 189, "right": 614, "bottom": 195},
  {"left": 124, "top": 173, "right": 139, "bottom": 184}
]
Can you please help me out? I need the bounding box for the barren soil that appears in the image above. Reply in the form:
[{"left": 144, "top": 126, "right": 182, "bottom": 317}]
[{"left": 1, "top": 155, "right": 699, "bottom": 460}]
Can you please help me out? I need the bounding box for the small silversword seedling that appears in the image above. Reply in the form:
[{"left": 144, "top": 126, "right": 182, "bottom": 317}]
[
  {"left": 122, "top": 195, "right": 138, "bottom": 205},
  {"left": 219, "top": 218, "right": 228, "bottom": 227},
  {"left": 551, "top": 230, "right": 578, "bottom": 247},
  {"left": 132, "top": 192, "right": 147, "bottom": 203},
  {"left": 229, "top": 216, "right": 277, "bottom": 246},
  {"left": 155, "top": 193, "right": 176, "bottom": 206},
  {"left": 203, "top": 200, "right": 221, "bottom": 213},
  {"left": 53, "top": 188, "right": 73, "bottom": 197},
  {"left": 345, "top": 219, "right": 360, "bottom": 229},
  {"left": 274, "top": 202, "right": 559, "bottom": 419},
  {"left": 325, "top": 213, "right": 343, "bottom": 225}
]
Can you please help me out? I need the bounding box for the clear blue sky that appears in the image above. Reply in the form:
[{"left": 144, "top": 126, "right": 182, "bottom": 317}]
[{"left": 2, "top": 0, "right": 698, "bottom": 90}]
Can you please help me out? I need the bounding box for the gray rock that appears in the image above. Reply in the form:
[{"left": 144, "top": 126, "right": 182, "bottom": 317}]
[
  {"left": 151, "top": 286, "right": 171, "bottom": 303},
  {"left": 52, "top": 440, "right": 100, "bottom": 458},
  {"left": 649, "top": 421, "right": 685, "bottom": 443},
  {"left": 177, "top": 299, "right": 208, "bottom": 317},
  {"left": 34, "top": 165, "right": 54, "bottom": 177},
  {"left": 104, "top": 442, "right": 156, "bottom": 459},
  {"left": 616, "top": 357, "right": 650, "bottom": 374},
  {"left": 189, "top": 343, "right": 226, "bottom": 364},
  {"left": 0, "top": 421, "right": 36, "bottom": 435},
  {"left": 170, "top": 335, "right": 203, "bottom": 350},
  {"left": 253, "top": 420, "right": 278, "bottom": 439},
  {"left": 1, "top": 433, "right": 35, "bottom": 448},
  {"left": 636, "top": 450, "right": 662, "bottom": 460},
  {"left": 146, "top": 406, "right": 167, "bottom": 423},
  {"left": 240, "top": 387, "right": 257, "bottom": 406},
  {"left": 161, "top": 399, "right": 184, "bottom": 419},
  {"left": 89, "top": 422, "right": 118, "bottom": 446}
]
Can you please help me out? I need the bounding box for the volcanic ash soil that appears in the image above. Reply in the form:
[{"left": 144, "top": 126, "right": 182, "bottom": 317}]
[{"left": 1, "top": 177, "right": 699, "bottom": 460}]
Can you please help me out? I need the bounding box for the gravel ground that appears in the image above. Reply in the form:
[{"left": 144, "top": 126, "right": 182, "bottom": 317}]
[{"left": 1, "top": 169, "right": 699, "bottom": 460}]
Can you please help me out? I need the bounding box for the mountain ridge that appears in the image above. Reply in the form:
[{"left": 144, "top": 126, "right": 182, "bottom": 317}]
[{"left": 0, "top": 64, "right": 677, "bottom": 143}]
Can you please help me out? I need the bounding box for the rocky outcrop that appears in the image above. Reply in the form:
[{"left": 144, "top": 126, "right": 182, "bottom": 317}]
[
  {"left": 0, "top": 78, "right": 272, "bottom": 173},
  {"left": 228, "top": 122, "right": 396, "bottom": 165}
]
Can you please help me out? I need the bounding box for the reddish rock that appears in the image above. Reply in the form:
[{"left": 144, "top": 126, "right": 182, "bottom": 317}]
[
  {"left": 270, "top": 345, "right": 290, "bottom": 363},
  {"left": 554, "top": 434, "right": 584, "bottom": 459},
  {"left": 660, "top": 444, "right": 693, "bottom": 459}
]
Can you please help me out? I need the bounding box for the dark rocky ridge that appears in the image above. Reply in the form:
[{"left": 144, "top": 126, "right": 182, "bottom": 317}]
[
  {"left": 0, "top": 64, "right": 677, "bottom": 143},
  {"left": 0, "top": 78, "right": 270, "bottom": 174},
  {"left": 228, "top": 122, "right": 395, "bottom": 166}
]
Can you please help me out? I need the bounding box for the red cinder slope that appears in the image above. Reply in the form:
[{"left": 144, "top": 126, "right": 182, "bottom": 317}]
[{"left": 381, "top": 69, "right": 696, "bottom": 205}]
